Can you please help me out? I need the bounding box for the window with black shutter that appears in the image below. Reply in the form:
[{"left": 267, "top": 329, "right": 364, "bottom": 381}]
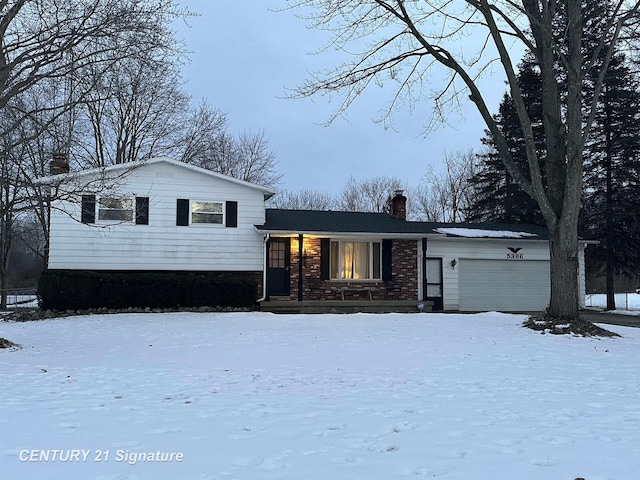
[
  {"left": 320, "top": 238, "right": 330, "bottom": 280},
  {"left": 81, "top": 195, "right": 96, "bottom": 224},
  {"left": 382, "top": 239, "right": 393, "bottom": 281},
  {"left": 135, "top": 197, "right": 149, "bottom": 225},
  {"left": 176, "top": 198, "right": 189, "bottom": 226},
  {"left": 225, "top": 201, "right": 238, "bottom": 227}
]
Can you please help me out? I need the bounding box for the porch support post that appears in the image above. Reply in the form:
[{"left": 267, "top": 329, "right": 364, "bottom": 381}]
[
  {"left": 298, "top": 234, "right": 304, "bottom": 302},
  {"left": 264, "top": 237, "right": 270, "bottom": 301},
  {"left": 421, "top": 238, "right": 427, "bottom": 301}
]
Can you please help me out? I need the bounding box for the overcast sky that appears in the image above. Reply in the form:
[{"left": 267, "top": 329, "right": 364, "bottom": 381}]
[{"left": 175, "top": 2, "right": 508, "bottom": 195}]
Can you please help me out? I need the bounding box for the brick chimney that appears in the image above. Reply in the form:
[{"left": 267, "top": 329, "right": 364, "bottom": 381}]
[
  {"left": 49, "top": 153, "right": 70, "bottom": 175},
  {"left": 391, "top": 190, "right": 407, "bottom": 220}
]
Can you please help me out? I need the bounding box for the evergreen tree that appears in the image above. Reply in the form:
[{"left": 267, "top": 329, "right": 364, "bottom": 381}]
[
  {"left": 466, "top": 57, "right": 545, "bottom": 225},
  {"left": 580, "top": 53, "right": 640, "bottom": 309},
  {"left": 469, "top": 0, "right": 640, "bottom": 310}
]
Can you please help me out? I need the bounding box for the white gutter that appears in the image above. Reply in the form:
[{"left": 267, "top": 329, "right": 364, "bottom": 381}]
[
  {"left": 256, "top": 233, "right": 270, "bottom": 302},
  {"left": 255, "top": 229, "right": 445, "bottom": 240}
]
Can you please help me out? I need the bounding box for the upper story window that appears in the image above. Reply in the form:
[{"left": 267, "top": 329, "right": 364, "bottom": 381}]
[
  {"left": 81, "top": 195, "right": 148, "bottom": 225},
  {"left": 98, "top": 197, "right": 133, "bottom": 222},
  {"left": 330, "top": 241, "right": 381, "bottom": 280},
  {"left": 176, "top": 199, "right": 237, "bottom": 228},
  {"left": 191, "top": 201, "right": 223, "bottom": 224}
]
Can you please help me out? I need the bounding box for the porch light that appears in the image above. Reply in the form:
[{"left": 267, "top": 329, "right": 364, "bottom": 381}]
[{"left": 450, "top": 259, "right": 457, "bottom": 269}]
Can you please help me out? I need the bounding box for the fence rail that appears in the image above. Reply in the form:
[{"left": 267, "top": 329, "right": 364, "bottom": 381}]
[
  {"left": 0, "top": 288, "right": 37, "bottom": 309},
  {"left": 585, "top": 292, "right": 640, "bottom": 311}
]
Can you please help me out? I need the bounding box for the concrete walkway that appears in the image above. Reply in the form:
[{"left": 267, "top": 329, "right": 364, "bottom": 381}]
[{"left": 581, "top": 309, "right": 640, "bottom": 328}]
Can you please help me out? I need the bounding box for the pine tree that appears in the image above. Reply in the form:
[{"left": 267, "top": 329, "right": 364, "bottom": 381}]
[
  {"left": 466, "top": 57, "right": 545, "bottom": 225},
  {"left": 580, "top": 52, "right": 640, "bottom": 309},
  {"left": 469, "top": 0, "right": 640, "bottom": 310}
]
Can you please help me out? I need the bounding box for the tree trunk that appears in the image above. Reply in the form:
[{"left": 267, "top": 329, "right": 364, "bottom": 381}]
[
  {"left": 548, "top": 221, "right": 580, "bottom": 319},
  {"left": 605, "top": 258, "right": 616, "bottom": 310},
  {"left": 0, "top": 212, "right": 10, "bottom": 310},
  {"left": 543, "top": 0, "right": 584, "bottom": 323},
  {"left": 0, "top": 271, "right": 6, "bottom": 310},
  {"left": 604, "top": 97, "right": 616, "bottom": 310},
  {"left": 0, "top": 221, "right": 7, "bottom": 309}
]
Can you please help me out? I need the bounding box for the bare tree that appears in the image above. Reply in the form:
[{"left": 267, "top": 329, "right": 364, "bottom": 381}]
[
  {"left": 13, "top": 82, "right": 63, "bottom": 267},
  {"left": 0, "top": 106, "right": 31, "bottom": 307},
  {"left": 269, "top": 189, "right": 337, "bottom": 210},
  {"left": 0, "top": 152, "right": 19, "bottom": 308},
  {"left": 234, "top": 130, "right": 283, "bottom": 189},
  {"left": 410, "top": 184, "right": 443, "bottom": 222},
  {"left": 188, "top": 130, "right": 238, "bottom": 174},
  {"left": 287, "top": 0, "right": 640, "bottom": 322},
  {"left": 8, "top": 216, "right": 44, "bottom": 286},
  {"left": 0, "top": 0, "right": 189, "bottom": 138},
  {"left": 177, "top": 100, "right": 228, "bottom": 166},
  {"left": 185, "top": 128, "right": 283, "bottom": 190},
  {"left": 77, "top": 60, "right": 190, "bottom": 167},
  {"left": 339, "top": 175, "right": 406, "bottom": 213},
  {"left": 0, "top": 1, "right": 191, "bottom": 298},
  {"left": 413, "top": 150, "right": 476, "bottom": 222}
]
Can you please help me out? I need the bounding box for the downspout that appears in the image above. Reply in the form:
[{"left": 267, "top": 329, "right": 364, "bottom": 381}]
[
  {"left": 257, "top": 233, "right": 270, "bottom": 302},
  {"left": 298, "top": 234, "right": 303, "bottom": 302}
]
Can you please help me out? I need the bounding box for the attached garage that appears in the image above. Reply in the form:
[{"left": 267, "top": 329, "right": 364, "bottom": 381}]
[{"left": 458, "top": 259, "right": 550, "bottom": 312}]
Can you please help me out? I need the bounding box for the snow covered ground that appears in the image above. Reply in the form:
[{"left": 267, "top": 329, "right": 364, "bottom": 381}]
[
  {"left": 585, "top": 293, "right": 640, "bottom": 315},
  {"left": 1, "top": 311, "right": 639, "bottom": 480}
]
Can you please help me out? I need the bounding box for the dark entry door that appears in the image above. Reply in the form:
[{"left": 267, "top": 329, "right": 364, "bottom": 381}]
[
  {"left": 425, "top": 257, "right": 443, "bottom": 311},
  {"left": 268, "top": 238, "right": 290, "bottom": 297}
]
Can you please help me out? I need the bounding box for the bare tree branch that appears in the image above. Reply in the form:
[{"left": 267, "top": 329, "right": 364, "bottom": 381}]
[{"left": 284, "top": 0, "right": 640, "bottom": 319}]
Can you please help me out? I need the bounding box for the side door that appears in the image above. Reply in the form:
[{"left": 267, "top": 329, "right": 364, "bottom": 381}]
[
  {"left": 267, "top": 238, "right": 291, "bottom": 297},
  {"left": 425, "top": 257, "right": 444, "bottom": 311}
]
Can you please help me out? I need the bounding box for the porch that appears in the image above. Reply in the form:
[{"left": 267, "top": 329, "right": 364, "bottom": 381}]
[{"left": 260, "top": 299, "right": 433, "bottom": 314}]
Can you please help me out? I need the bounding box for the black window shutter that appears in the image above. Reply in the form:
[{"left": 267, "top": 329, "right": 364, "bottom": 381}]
[
  {"left": 135, "top": 197, "right": 149, "bottom": 225},
  {"left": 176, "top": 199, "right": 189, "bottom": 226},
  {"left": 81, "top": 195, "right": 95, "bottom": 224},
  {"left": 225, "top": 201, "right": 238, "bottom": 227},
  {"left": 382, "top": 239, "right": 393, "bottom": 281},
  {"left": 320, "top": 238, "right": 330, "bottom": 280}
]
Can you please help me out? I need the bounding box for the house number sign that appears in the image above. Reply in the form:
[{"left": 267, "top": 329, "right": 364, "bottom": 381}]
[{"left": 506, "top": 247, "right": 524, "bottom": 260}]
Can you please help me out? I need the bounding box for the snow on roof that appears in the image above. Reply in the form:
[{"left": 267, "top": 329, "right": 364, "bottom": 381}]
[{"left": 434, "top": 227, "right": 539, "bottom": 238}]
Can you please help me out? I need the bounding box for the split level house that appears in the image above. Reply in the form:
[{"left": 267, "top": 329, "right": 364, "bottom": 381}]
[{"left": 40, "top": 156, "right": 590, "bottom": 313}]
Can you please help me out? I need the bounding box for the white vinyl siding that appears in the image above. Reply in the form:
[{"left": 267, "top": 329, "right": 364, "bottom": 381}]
[
  {"left": 48, "top": 160, "right": 267, "bottom": 271},
  {"left": 421, "top": 237, "right": 552, "bottom": 311}
]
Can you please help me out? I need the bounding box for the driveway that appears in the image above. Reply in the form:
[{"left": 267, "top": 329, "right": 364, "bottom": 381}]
[{"left": 581, "top": 309, "right": 640, "bottom": 328}]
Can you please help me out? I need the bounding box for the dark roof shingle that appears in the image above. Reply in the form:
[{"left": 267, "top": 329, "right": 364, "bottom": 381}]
[{"left": 258, "top": 209, "right": 548, "bottom": 240}]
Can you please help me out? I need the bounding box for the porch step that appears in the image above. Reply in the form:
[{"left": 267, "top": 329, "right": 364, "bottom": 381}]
[{"left": 260, "top": 300, "right": 433, "bottom": 314}]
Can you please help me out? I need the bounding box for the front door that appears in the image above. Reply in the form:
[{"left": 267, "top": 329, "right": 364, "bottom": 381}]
[
  {"left": 267, "top": 238, "right": 290, "bottom": 297},
  {"left": 425, "top": 257, "right": 444, "bottom": 311}
]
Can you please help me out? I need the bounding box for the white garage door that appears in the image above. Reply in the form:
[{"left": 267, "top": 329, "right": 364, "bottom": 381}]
[{"left": 459, "top": 259, "right": 550, "bottom": 312}]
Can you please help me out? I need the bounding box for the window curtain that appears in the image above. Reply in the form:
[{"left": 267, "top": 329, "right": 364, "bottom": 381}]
[{"left": 342, "top": 242, "right": 370, "bottom": 279}]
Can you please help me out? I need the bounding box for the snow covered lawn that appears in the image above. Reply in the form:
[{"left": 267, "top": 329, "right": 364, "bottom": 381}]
[
  {"left": 1, "top": 312, "right": 639, "bottom": 480},
  {"left": 585, "top": 293, "right": 640, "bottom": 315}
]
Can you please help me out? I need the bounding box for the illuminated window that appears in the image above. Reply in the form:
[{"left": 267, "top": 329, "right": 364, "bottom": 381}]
[{"left": 330, "top": 241, "right": 381, "bottom": 280}]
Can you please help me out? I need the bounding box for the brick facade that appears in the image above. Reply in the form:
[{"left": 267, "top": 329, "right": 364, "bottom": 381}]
[{"left": 285, "top": 237, "right": 417, "bottom": 301}]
